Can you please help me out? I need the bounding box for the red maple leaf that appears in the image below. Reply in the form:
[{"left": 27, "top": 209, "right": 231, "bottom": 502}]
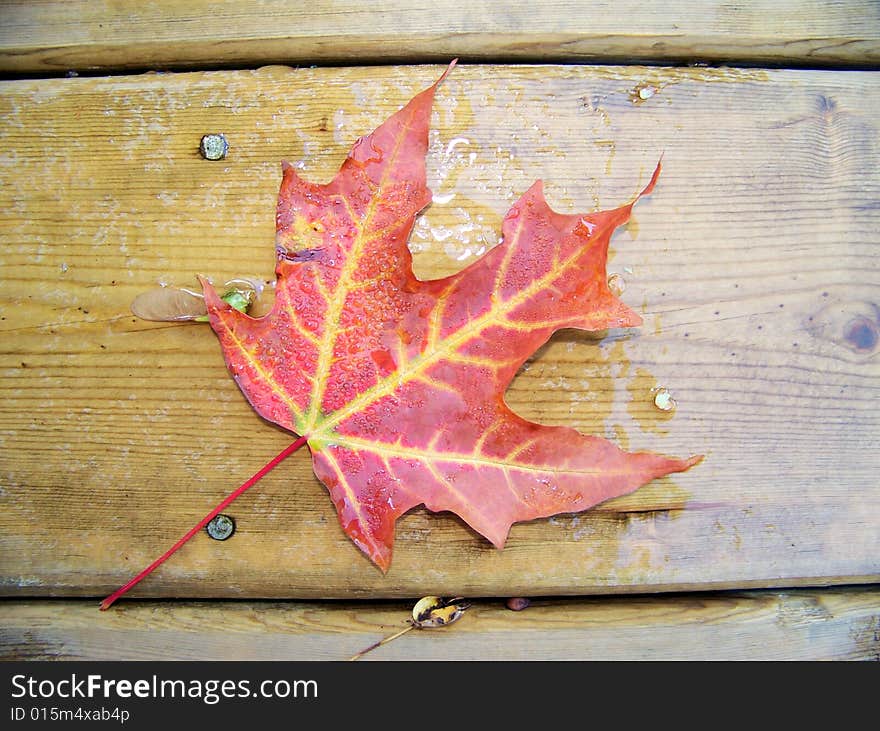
[{"left": 102, "top": 62, "right": 700, "bottom": 608}]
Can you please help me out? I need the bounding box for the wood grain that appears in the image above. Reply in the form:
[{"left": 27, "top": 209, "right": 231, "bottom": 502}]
[
  {"left": 0, "top": 64, "right": 878, "bottom": 600},
  {"left": 0, "top": 0, "right": 878, "bottom": 74},
  {"left": 2, "top": 588, "right": 878, "bottom": 660}
]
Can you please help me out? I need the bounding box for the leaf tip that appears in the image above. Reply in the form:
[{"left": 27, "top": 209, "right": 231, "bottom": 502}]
[
  {"left": 486, "top": 526, "right": 510, "bottom": 550},
  {"left": 439, "top": 58, "right": 458, "bottom": 84},
  {"left": 684, "top": 454, "right": 705, "bottom": 469},
  {"left": 621, "top": 308, "right": 643, "bottom": 329},
  {"left": 373, "top": 555, "right": 392, "bottom": 574},
  {"left": 197, "top": 275, "right": 225, "bottom": 308},
  {"left": 639, "top": 159, "right": 662, "bottom": 199},
  {"left": 604, "top": 299, "right": 642, "bottom": 330}
]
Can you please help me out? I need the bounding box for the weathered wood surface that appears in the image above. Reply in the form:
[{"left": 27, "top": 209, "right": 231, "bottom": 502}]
[
  {"left": 1, "top": 0, "right": 878, "bottom": 74},
  {"left": 0, "top": 64, "right": 878, "bottom": 600},
  {"left": 2, "top": 589, "right": 878, "bottom": 660}
]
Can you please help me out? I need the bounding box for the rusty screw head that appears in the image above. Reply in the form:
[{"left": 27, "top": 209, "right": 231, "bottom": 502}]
[
  {"left": 199, "top": 133, "right": 229, "bottom": 160},
  {"left": 206, "top": 514, "right": 235, "bottom": 540}
]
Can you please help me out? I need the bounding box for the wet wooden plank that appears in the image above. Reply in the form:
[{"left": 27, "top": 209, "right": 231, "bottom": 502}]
[
  {"left": 0, "top": 0, "right": 877, "bottom": 74},
  {"left": 0, "top": 64, "right": 878, "bottom": 600},
  {"left": 2, "top": 588, "right": 878, "bottom": 660}
]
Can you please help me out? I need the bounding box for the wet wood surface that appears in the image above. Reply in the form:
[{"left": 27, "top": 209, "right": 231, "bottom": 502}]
[
  {"left": 1, "top": 64, "right": 878, "bottom": 601},
  {"left": 1, "top": 0, "right": 877, "bottom": 74},
  {"left": 2, "top": 589, "right": 878, "bottom": 660}
]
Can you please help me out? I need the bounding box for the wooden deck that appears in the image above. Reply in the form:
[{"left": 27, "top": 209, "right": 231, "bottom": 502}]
[{"left": 0, "top": 1, "right": 878, "bottom": 661}]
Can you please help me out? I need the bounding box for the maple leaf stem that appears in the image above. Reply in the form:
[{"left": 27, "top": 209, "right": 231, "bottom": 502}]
[{"left": 100, "top": 435, "right": 309, "bottom": 611}]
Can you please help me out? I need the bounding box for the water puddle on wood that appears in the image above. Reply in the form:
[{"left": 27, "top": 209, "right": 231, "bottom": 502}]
[
  {"left": 627, "top": 367, "right": 676, "bottom": 435},
  {"left": 542, "top": 475, "right": 692, "bottom": 585}
]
